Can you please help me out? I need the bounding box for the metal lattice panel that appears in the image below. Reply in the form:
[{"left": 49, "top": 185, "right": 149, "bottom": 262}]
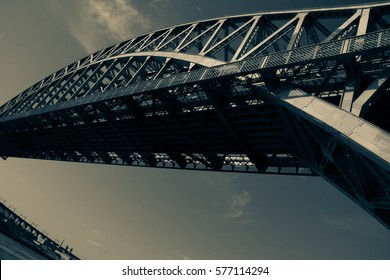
[{"left": 0, "top": 2, "right": 389, "bottom": 229}]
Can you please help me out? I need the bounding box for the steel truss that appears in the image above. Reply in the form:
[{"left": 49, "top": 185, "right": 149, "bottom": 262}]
[
  {"left": 0, "top": 201, "right": 79, "bottom": 259},
  {"left": 0, "top": 2, "right": 389, "bottom": 229}
]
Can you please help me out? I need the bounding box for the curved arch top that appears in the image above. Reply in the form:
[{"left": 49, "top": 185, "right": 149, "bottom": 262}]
[{"left": 2, "top": 1, "right": 390, "bottom": 116}]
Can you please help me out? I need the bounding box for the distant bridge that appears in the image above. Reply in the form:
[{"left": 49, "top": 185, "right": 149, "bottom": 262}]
[
  {"left": 0, "top": 2, "right": 389, "bottom": 229},
  {"left": 0, "top": 200, "right": 79, "bottom": 259}
]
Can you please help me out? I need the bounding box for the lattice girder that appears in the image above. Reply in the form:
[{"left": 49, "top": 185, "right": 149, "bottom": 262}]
[{"left": 1, "top": 2, "right": 390, "bottom": 229}]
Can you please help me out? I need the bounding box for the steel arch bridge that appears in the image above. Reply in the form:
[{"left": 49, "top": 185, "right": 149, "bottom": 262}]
[{"left": 0, "top": 2, "right": 389, "bottom": 229}]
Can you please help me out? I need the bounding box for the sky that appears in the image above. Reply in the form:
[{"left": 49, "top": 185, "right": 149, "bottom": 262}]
[{"left": 0, "top": 0, "right": 389, "bottom": 260}]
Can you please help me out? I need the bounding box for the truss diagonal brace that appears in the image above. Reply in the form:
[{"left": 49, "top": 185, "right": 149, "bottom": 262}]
[
  {"left": 323, "top": 10, "right": 361, "bottom": 42},
  {"left": 239, "top": 15, "right": 299, "bottom": 60},
  {"left": 351, "top": 71, "right": 390, "bottom": 117},
  {"left": 286, "top": 13, "right": 308, "bottom": 50}
]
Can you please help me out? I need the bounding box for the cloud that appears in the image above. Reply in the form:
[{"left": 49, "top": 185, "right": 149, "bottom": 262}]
[
  {"left": 322, "top": 214, "right": 379, "bottom": 236},
  {"left": 51, "top": 0, "right": 152, "bottom": 53},
  {"left": 92, "top": 229, "right": 102, "bottom": 236},
  {"left": 85, "top": 239, "right": 107, "bottom": 253},
  {"left": 1, "top": 164, "right": 40, "bottom": 194},
  {"left": 148, "top": 0, "right": 183, "bottom": 20},
  {"left": 149, "top": 0, "right": 181, "bottom": 12},
  {"left": 201, "top": 174, "right": 254, "bottom": 223},
  {"left": 224, "top": 190, "right": 251, "bottom": 219},
  {"left": 321, "top": 211, "right": 390, "bottom": 241},
  {"left": 173, "top": 250, "right": 191, "bottom": 260}
]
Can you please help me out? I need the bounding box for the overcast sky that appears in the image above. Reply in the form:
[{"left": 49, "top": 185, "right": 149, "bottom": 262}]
[{"left": 0, "top": 0, "right": 389, "bottom": 260}]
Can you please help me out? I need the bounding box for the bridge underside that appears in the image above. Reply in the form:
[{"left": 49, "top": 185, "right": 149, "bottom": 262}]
[
  {"left": 0, "top": 3, "right": 389, "bottom": 229},
  {"left": 0, "top": 89, "right": 310, "bottom": 175}
]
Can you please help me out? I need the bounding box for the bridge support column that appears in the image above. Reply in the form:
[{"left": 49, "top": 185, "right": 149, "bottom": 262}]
[{"left": 256, "top": 84, "right": 390, "bottom": 230}]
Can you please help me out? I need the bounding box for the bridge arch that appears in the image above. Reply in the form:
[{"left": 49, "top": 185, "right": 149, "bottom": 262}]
[{"left": 0, "top": 2, "right": 389, "bottom": 229}]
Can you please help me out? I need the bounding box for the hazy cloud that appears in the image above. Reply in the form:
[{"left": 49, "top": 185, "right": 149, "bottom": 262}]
[
  {"left": 2, "top": 165, "right": 40, "bottom": 194},
  {"left": 173, "top": 250, "right": 191, "bottom": 260},
  {"left": 149, "top": 0, "right": 181, "bottom": 12},
  {"left": 92, "top": 228, "right": 102, "bottom": 236},
  {"left": 51, "top": 0, "right": 151, "bottom": 53},
  {"left": 322, "top": 214, "right": 381, "bottom": 237},
  {"left": 201, "top": 174, "right": 253, "bottom": 223},
  {"left": 85, "top": 239, "right": 107, "bottom": 253},
  {"left": 148, "top": 0, "right": 184, "bottom": 21},
  {"left": 225, "top": 190, "right": 251, "bottom": 219}
]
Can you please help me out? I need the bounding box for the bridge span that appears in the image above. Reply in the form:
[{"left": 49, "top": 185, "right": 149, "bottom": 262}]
[{"left": 0, "top": 2, "right": 389, "bottom": 229}]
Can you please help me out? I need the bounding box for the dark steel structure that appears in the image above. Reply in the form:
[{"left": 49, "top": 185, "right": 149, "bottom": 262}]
[
  {"left": 0, "top": 3, "right": 389, "bottom": 229},
  {"left": 0, "top": 200, "right": 79, "bottom": 259}
]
